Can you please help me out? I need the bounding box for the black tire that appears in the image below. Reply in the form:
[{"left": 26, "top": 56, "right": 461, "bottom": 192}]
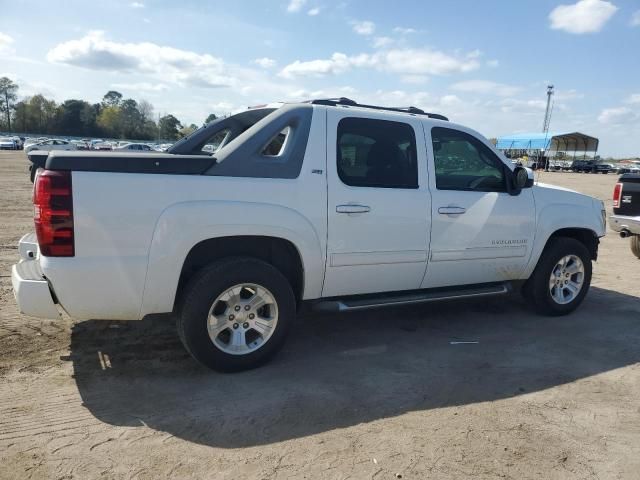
[
  {"left": 523, "top": 237, "right": 592, "bottom": 316},
  {"left": 177, "top": 257, "right": 295, "bottom": 372},
  {"left": 631, "top": 236, "right": 640, "bottom": 260}
]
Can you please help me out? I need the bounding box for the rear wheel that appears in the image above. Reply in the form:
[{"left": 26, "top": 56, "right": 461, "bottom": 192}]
[
  {"left": 631, "top": 236, "right": 640, "bottom": 260},
  {"left": 177, "top": 257, "right": 295, "bottom": 372},
  {"left": 523, "top": 237, "right": 592, "bottom": 316}
]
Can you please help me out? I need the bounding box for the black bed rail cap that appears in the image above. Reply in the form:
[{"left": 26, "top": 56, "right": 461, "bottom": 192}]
[{"left": 309, "top": 97, "right": 448, "bottom": 121}]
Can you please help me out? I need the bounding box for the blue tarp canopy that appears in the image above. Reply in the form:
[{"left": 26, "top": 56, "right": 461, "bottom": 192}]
[{"left": 496, "top": 132, "right": 598, "bottom": 152}]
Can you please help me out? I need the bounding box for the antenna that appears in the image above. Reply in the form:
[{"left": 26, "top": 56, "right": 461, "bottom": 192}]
[{"left": 542, "top": 85, "right": 554, "bottom": 133}]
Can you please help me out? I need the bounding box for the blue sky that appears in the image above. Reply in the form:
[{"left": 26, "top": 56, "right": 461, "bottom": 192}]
[{"left": 1, "top": 0, "right": 639, "bottom": 156}]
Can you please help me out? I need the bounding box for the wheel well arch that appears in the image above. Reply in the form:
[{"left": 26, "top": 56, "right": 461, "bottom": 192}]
[
  {"left": 546, "top": 228, "right": 599, "bottom": 260},
  {"left": 175, "top": 236, "right": 305, "bottom": 310}
]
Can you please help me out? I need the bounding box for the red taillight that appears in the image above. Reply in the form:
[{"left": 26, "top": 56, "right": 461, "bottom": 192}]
[
  {"left": 33, "top": 170, "right": 74, "bottom": 257},
  {"left": 613, "top": 182, "right": 623, "bottom": 208}
]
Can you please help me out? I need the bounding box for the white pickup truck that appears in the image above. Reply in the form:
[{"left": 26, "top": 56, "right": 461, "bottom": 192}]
[{"left": 12, "top": 98, "right": 606, "bottom": 371}]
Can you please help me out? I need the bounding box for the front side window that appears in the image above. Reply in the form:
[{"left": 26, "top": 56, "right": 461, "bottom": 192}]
[
  {"left": 337, "top": 117, "right": 418, "bottom": 189},
  {"left": 431, "top": 127, "right": 506, "bottom": 192}
]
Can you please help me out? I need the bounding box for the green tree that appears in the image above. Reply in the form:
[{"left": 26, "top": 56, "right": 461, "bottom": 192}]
[
  {"left": 97, "top": 106, "right": 122, "bottom": 138},
  {"left": 57, "top": 99, "right": 96, "bottom": 135},
  {"left": 0, "top": 77, "right": 19, "bottom": 131},
  {"left": 120, "top": 99, "right": 142, "bottom": 138},
  {"left": 102, "top": 90, "right": 123, "bottom": 108},
  {"left": 13, "top": 99, "right": 30, "bottom": 132},
  {"left": 204, "top": 113, "right": 217, "bottom": 124},
  {"left": 179, "top": 123, "right": 198, "bottom": 137},
  {"left": 159, "top": 114, "right": 182, "bottom": 140}
]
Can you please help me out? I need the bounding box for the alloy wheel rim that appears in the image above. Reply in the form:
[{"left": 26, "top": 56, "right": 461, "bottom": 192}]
[
  {"left": 548, "top": 255, "right": 585, "bottom": 305},
  {"left": 207, "top": 283, "right": 279, "bottom": 355}
]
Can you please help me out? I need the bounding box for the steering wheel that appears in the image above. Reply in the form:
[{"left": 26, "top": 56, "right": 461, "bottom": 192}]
[{"left": 468, "top": 176, "right": 487, "bottom": 189}]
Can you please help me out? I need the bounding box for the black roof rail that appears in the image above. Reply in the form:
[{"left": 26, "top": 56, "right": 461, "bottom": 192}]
[{"left": 309, "top": 97, "right": 448, "bottom": 121}]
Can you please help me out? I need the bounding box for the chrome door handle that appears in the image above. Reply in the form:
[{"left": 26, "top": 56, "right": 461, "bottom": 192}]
[
  {"left": 336, "top": 204, "right": 371, "bottom": 214},
  {"left": 438, "top": 206, "right": 466, "bottom": 215}
]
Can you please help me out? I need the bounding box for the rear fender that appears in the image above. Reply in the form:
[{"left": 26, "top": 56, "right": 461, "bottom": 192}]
[{"left": 140, "top": 200, "right": 324, "bottom": 317}]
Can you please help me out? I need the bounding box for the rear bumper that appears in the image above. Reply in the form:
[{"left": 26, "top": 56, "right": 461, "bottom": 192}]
[
  {"left": 609, "top": 214, "right": 640, "bottom": 235},
  {"left": 11, "top": 233, "right": 61, "bottom": 319}
]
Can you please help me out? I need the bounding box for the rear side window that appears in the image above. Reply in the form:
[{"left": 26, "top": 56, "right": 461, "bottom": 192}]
[{"left": 337, "top": 117, "right": 418, "bottom": 189}]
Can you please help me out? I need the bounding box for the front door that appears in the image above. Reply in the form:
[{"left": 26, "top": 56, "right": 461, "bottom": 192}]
[
  {"left": 322, "top": 111, "right": 430, "bottom": 297},
  {"left": 422, "top": 125, "right": 535, "bottom": 288}
]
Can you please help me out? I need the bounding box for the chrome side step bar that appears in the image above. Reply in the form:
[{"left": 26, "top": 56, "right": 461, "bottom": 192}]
[{"left": 312, "top": 283, "right": 512, "bottom": 312}]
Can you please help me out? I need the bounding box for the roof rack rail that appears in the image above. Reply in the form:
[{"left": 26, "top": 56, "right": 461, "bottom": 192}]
[{"left": 309, "top": 97, "right": 448, "bottom": 121}]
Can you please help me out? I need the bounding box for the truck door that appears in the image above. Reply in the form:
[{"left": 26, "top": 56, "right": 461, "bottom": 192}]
[
  {"left": 322, "top": 110, "right": 431, "bottom": 297},
  {"left": 422, "top": 125, "right": 535, "bottom": 288}
]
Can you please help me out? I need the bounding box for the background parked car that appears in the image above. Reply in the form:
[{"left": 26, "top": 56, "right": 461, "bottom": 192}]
[
  {"left": 12, "top": 136, "right": 24, "bottom": 150},
  {"left": 23, "top": 137, "right": 49, "bottom": 149},
  {"left": 92, "top": 142, "right": 113, "bottom": 151},
  {"left": 70, "top": 140, "right": 90, "bottom": 150},
  {"left": 594, "top": 163, "right": 614, "bottom": 174},
  {"left": 114, "top": 142, "right": 153, "bottom": 152},
  {"left": 24, "top": 139, "right": 77, "bottom": 153},
  {"left": 571, "top": 160, "right": 614, "bottom": 174},
  {"left": 617, "top": 162, "right": 640, "bottom": 174},
  {"left": 0, "top": 137, "right": 17, "bottom": 150},
  {"left": 571, "top": 160, "right": 594, "bottom": 172}
]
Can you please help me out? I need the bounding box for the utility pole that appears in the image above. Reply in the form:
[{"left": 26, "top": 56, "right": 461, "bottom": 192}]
[
  {"left": 542, "top": 85, "right": 554, "bottom": 134},
  {"left": 541, "top": 85, "right": 554, "bottom": 171}
]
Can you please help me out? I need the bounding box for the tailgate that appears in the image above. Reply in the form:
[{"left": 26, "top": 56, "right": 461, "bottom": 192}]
[{"left": 614, "top": 175, "right": 640, "bottom": 217}]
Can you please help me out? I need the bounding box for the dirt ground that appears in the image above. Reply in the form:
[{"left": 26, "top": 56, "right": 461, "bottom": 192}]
[{"left": 1, "top": 151, "right": 639, "bottom": 480}]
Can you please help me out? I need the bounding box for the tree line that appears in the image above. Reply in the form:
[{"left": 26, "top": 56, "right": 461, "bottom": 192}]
[{"left": 0, "top": 77, "right": 219, "bottom": 141}]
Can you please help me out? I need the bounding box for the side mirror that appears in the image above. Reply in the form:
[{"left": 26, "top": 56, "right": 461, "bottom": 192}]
[{"left": 514, "top": 166, "right": 533, "bottom": 189}]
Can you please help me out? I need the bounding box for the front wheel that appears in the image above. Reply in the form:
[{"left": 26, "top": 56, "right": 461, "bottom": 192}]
[
  {"left": 631, "top": 236, "right": 640, "bottom": 260},
  {"left": 177, "top": 257, "right": 295, "bottom": 372},
  {"left": 523, "top": 238, "right": 592, "bottom": 316}
]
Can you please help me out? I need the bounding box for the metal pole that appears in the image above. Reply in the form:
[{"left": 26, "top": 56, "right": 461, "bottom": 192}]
[{"left": 542, "top": 85, "right": 554, "bottom": 133}]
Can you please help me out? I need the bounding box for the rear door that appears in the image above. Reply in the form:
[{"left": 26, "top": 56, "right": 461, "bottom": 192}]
[
  {"left": 422, "top": 125, "right": 535, "bottom": 288},
  {"left": 322, "top": 110, "right": 431, "bottom": 297}
]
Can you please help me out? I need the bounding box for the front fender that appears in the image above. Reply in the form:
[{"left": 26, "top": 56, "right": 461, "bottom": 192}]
[
  {"left": 524, "top": 202, "right": 603, "bottom": 277},
  {"left": 139, "top": 200, "right": 325, "bottom": 317}
]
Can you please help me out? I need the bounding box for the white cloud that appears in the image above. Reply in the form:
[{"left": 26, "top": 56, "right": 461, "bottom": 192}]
[
  {"left": 280, "top": 53, "right": 353, "bottom": 78},
  {"left": 286, "top": 0, "right": 306, "bottom": 13},
  {"left": 111, "top": 82, "right": 169, "bottom": 92},
  {"left": 351, "top": 20, "right": 375, "bottom": 36},
  {"left": 47, "top": 31, "right": 233, "bottom": 88},
  {"left": 0, "top": 32, "right": 15, "bottom": 56},
  {"left": 307, "top": 7, "right": 320, "bottom": 16},
  {"left": 440, "top": 94, "right": 462, "bottom": 107},
  {"left": 450, "top": 80, "right": 521, "bottom": 97},
  {"left": 254, "top": 57, "right": 276, "bottom": 68},
  {"left": 631, "top": 10, "right": 640, "bottom": 26},
  {"left": 393, "top": 27, "right": 417, "bottom": 34},
  {"left": 549, "top": 0, "right": 617, "bottom": 34},
  {"left": 279, "top": 48, "right": 481, "bottom": 79},
  {"left": 627, "top": 93, "right": 640, "bottom": 104},
  {"left": 486, "top": 59, "right": 499, "bottom": 68},
  {"left": 130, "top": 1, "right": 145, "bottom": 8},
  {"left": 555, "top": 88, "right": 584, "bottom": 101},
  {"left": 598, "top": 106, "right": 638, "bottom": 124},
  {"left": 372, "top": 36, "right": 393, "bottom": 48},
  {"left": 498, "top": 98, "right": 547, "bottom": 113},
  {"left": 401, "top": 75, "right": 428, "bottom": 84}
]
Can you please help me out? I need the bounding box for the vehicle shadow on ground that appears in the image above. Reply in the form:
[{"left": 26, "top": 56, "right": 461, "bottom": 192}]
[{"left": 70, "top": 286, "right": 640, "bottom": 448}]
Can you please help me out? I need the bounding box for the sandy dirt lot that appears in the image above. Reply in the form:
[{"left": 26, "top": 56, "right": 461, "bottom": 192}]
[{"left": 1, "top": 151, "right": 639, "bottom": 479}]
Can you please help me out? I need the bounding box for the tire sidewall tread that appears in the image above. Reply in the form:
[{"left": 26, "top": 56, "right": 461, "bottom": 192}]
[
  {"left": 177, "top": 256, "right": 295, "bottom": 372},
  {"left": 524, "top": 237, "right": 593, "bottom": 316}
]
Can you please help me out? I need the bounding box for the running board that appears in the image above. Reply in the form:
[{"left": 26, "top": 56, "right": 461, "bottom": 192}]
[{"left": 312, "top": 282, "right": 512, "bottom": 312}]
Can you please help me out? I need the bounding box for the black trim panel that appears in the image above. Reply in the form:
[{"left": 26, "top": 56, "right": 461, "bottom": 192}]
[{"left": 45, "top": 152, "right": 216, "bottom": 175}]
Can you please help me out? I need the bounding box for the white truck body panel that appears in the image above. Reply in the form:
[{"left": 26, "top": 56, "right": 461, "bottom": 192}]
[
  {"left": 323, "top": 108, "right": 431, "bottom": 297},
  {"left": 12, "top": 103, "right": 606, "bottom": 322}
]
